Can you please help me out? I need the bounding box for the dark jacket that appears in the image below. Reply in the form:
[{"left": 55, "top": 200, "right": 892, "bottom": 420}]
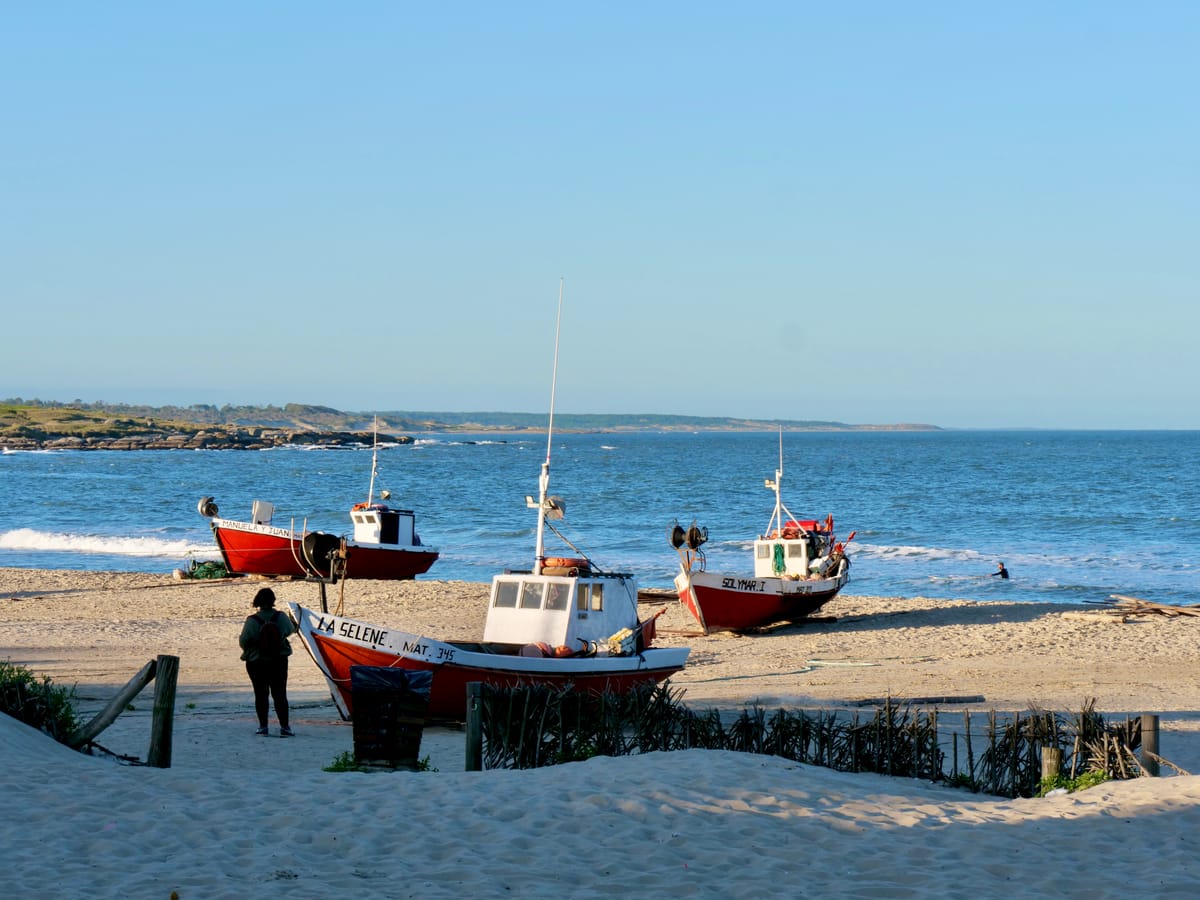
[{"left": 239, "top": 608, "right": 296, "bottom": 662}]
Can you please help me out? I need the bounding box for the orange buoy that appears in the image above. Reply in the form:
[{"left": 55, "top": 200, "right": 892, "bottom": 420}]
[{"left": 543, "top": 556, "right": 588, "bottom": 569}]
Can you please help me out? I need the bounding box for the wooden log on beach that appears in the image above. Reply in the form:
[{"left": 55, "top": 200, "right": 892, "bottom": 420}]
[
  {"left": 636, "top": 588, "right": 677, "bottom": 604},
  {"left": 67, "top": 659, "right": 157, "bottom": 749},
  {"left": 851, "top": 695, "right": 986, "bottom": 707}
]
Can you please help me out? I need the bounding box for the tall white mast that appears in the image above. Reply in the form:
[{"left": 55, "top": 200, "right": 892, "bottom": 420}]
[
  {"left": 534, "top": 278, "right": 565, "bottom": 573},
  {"left": 367, "top": 415, "right": 380, "bottom": 505}
]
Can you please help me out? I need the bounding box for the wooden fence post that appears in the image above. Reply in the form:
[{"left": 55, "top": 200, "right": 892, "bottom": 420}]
[
  {"left": 465, "top": 683, "right": 483, "bottom": 772},
  {"left": 1141, "top": 714, "right": 1160, "bottom": 777},
  {"left": 1041, "top": 747, "right": 1063, "bottom": 782},
  {"left": 147, "top": 655, "right": 179, "bottom": 768}
]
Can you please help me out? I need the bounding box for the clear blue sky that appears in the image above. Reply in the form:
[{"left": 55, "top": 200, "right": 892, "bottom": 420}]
[{"left": 4, "top": 3, "right": 1197, "bottom": 428}]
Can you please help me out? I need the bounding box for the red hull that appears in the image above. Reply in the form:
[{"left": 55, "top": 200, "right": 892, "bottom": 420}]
[
  {"left": 310, "top": 635, "right": 680, "bottom": 720},
  {"left": 212, "top": 520, "right": 437, "bottom": 580},
  {"left": 676, "top": 568, "right": 847, "bottom": 633},
  {"left": 292, "top": 605, "right": 688, "bottom": 721}
]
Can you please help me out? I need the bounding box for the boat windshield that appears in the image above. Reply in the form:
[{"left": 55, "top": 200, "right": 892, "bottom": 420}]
[
  {"left": 520, "top": 582, "right": 544, "bottom": 609},
  {"left": 492, "top": 577, "right": 575, "bottom": 612},
  {"left": 546, "top": 583, "right": 570, "bottom": 611},
  {"left": 494, "top": 581, "right": 519, "bottom": 608}
]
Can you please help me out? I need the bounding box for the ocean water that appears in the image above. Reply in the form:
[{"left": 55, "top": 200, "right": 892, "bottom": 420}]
[{"left": 2, "top": 430, "right": 1197, "bottom": 605}]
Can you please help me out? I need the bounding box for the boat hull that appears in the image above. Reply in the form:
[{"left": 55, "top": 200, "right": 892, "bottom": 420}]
[
  {"left": 211, "top": 519, "right": 438, "bottom": 580},
  {"left": 289, "top": 603, "right": 689, "bottom": 721},
  {"left": 675, "top": 563, "right": 849, "bottom": 634}
]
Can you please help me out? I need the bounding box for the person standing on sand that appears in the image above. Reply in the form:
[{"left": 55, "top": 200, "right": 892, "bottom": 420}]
[
  {"left": 239, "top": 587, "right": 296, "bottom": 736},
  {"left": 992, "top": 562, "right": 1009, "bottom": 579}
]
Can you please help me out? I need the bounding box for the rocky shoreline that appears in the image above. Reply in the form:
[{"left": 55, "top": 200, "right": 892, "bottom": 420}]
[{"left": 1, "top": 428, "right": 412, "bottom": 452}]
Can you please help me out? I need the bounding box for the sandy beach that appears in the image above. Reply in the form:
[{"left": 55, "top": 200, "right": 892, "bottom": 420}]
[{"left": 4, "top": 567, "right": 1200, "bottom": 897}]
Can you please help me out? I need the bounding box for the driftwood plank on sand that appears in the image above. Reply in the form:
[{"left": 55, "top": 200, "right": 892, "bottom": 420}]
[{"left": 1103, "top": 595, "right": 1200, "bottom": 618}]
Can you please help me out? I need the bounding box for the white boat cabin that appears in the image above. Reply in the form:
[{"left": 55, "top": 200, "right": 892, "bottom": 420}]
[
  {"left": 753, "top": 520, "right": 837, "bottom": 579},
  {"left": 482, "top": 570, "right": 640, "bottom": 652},
  {"left": 350, "top": 504, "right": 418, "bottom": 547}
]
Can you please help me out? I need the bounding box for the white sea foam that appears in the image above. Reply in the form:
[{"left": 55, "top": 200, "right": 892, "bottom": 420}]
[{"left": 0, "top": 528, "right": 218, "bottom": 559}]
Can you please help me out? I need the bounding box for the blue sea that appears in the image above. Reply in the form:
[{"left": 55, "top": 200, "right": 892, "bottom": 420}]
[{"left": 2, "top": 431, "right": 1197, "bottom": 605}]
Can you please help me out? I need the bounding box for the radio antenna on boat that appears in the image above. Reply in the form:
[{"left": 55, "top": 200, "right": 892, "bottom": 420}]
[
  {"left": 531, "top": 278, "right": 565, "bottom": 573},
  {"left": 766, "top": 425, "right": 785, "bottom": 535},
  {"left": 545, "top": 278, "right": 564, "bottom": 466},
  {"left": 764, "top": 425, "right": 801, "bottom": 535}
]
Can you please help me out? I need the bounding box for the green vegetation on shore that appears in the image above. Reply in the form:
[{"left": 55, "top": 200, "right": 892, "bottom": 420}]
[
  {"left": 0, "top": 661, "right": 79, "bottom": 745},
  {"left": 2, "top": 399, "right": 939, "bottom": 450}
]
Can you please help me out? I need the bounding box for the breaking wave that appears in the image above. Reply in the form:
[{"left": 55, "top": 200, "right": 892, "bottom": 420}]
[{"left": 0, "top": 528, "right": 218, "bottom": 560}]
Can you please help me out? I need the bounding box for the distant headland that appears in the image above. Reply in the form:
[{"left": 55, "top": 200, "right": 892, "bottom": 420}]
[{"left": 0, "top": 400, "right": 941, "bottom": 451}]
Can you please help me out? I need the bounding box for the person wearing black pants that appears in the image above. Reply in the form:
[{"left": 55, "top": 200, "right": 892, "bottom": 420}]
[{"left": 238, "top": 587, "right": 297, "bottom": 736}]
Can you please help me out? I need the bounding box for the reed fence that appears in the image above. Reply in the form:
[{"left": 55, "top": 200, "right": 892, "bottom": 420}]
[{"left": 474, "top": 682, "right": 1160, "bottom": 798}]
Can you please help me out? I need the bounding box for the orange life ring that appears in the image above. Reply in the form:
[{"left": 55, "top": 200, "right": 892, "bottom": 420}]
[
  {"left": 352, "top": 502, "right": 369, "bottom": 510},
  {"left": 543, "top": 556, "right": 588, "bottom": 569}
]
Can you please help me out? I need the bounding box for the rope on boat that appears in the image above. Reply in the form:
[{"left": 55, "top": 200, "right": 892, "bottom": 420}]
[{"left": 543, "top": 519, "right": 600, "bottom": 572}]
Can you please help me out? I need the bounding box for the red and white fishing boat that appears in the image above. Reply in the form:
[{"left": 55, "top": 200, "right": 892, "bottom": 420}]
[
  {"left": 198, "top": 430, "right": 438, "bottom": 581},
  {"left": 289, "top": 282, "right": 689, "bottom": 721},
  {"left": 670, "top": 433, "right": 852, "bottom": 634}
]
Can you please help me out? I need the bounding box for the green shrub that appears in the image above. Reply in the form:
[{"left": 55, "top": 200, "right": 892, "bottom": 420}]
[
  {"left": 0, "top": 660, "right": 80, "bottom": 743},
  {"left": 324, "top": 751, "right": 369, "bottom": 773},
  {"left": 323, "top": 751, "right": 436, "bottom": 772},
  {"left": 1037, "top": 768, "right": 1111, "bottom": 797}
]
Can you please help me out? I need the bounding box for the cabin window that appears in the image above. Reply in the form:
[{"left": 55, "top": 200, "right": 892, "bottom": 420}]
[
  {"left": 575, "top": 584, "right": 602, "bottom": 612},
  {"left": 494, "top": 581, "right": 519, "bottom": 608},
  {"left": 787, "top": 544, "right": 806, "bottom": 559},
  {"left": 756, "top": 544, "right": 770, "bottom": 560},
  {"left": 546, "top": 583, "right": 570, "bottom": 611},
  {"left": 520, "top": 582, "right": 545, "bottom": 609}
]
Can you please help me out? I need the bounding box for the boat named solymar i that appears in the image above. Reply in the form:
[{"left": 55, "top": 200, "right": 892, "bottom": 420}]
[
  {"left": 289, "top": 281, "right": 689, "bottom": 721},
  {"left": 670, "top": 431, "right": 853, "bottom": 634}
]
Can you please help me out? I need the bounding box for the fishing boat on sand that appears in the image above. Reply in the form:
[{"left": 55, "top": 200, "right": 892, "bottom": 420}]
[
  {"left": 289, "top": 282, "right": 689, "bottom": 721},
  {"left": 670, "top": 432, "right": 852, "bottom": 634},
  {"left": 198, "top": 428, "right": 438, "bottom": 581}
]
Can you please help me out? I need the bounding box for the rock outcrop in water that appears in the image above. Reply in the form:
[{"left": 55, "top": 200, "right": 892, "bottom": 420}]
[{"left": 1, "top": 427, "right": 410, "bottom": 452}]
